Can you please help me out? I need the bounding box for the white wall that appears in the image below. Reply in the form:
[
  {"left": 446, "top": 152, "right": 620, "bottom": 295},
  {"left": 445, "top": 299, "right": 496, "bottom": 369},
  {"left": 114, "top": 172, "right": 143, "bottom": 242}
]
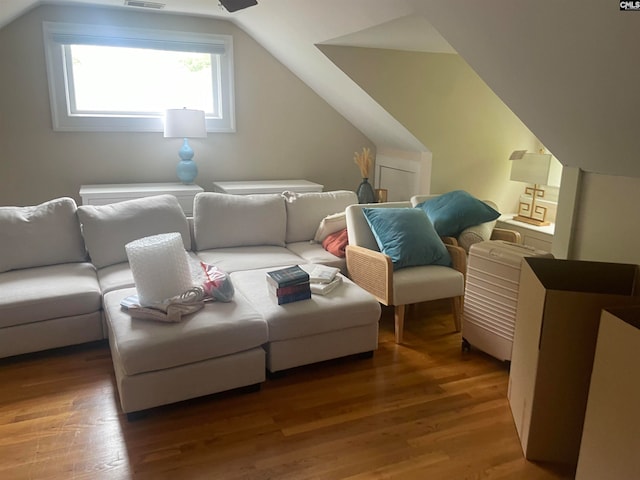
[
  {"left": 0, "top": 4, "right": 374, "bottom": 206},
  {"left": 320, "top": 44, "right": 539, "bottom": 213},
  {"left": 571, "top": 173, "right": 640, "bottom": 265},
  {"left": 411, "top": 0, "right": 640, "bottom": 264}
]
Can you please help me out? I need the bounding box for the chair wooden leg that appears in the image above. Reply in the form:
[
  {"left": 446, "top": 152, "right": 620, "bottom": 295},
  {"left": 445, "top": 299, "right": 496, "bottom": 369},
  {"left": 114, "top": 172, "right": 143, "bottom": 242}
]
[
  {"left": 451, "top": 296, "right": 463, "bottom": 332},
  {"left": 394, "top": 304, "right": 406, "bottom": 344}
]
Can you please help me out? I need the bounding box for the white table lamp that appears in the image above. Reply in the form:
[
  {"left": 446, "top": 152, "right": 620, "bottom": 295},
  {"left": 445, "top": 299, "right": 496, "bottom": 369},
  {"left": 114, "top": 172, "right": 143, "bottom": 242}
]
[{"left": 164, "top": 108, "right": 207, "bottom": 184}]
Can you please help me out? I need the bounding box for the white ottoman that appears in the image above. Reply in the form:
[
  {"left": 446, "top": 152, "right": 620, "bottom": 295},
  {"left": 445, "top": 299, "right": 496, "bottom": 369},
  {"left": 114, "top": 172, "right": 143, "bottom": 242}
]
[
  {"left": 230, "top": 267, "right": 381, "bottom": 373},
  {"left": 103, "top": 287, "right": 268, "bottom": 415}
]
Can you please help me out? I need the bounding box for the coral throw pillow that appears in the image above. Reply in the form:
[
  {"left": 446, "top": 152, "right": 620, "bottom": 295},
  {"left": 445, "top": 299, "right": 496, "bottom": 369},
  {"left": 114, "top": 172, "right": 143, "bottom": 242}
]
[{"left": 322, "top": 228, "right": 349, "bottom": 258}]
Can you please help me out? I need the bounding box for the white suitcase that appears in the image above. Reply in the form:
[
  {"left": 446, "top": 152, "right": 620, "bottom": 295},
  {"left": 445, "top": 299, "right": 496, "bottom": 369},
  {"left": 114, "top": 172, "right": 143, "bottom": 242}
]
[{"left": 462, "top": 240, "right": 553, "bottom": 361}]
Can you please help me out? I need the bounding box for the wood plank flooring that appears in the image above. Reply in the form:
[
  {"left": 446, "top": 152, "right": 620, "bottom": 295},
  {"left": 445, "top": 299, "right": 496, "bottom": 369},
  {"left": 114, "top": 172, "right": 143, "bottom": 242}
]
[{"left": 0, "top": 301, "right": 574, "bottom": 479}]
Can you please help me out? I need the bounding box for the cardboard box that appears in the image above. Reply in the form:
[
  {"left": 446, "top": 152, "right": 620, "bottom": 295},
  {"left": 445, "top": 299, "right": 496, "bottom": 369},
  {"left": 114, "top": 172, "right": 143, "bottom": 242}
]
[
  {"left": 508, "top": 258, "right": 640, "bottom": 469},
  {"left": 576, "top": 306, "right": 640, "bottom": 480}
]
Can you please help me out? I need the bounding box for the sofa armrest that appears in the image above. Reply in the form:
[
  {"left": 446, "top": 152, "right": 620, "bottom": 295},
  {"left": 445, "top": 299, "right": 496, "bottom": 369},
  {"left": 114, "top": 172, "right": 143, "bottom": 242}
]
[
  {"left": 491, "top": 227, "right": 522, "bottom": 244},
  {"left": 345, "top": 245, "right": 393, "bottom": 305}
]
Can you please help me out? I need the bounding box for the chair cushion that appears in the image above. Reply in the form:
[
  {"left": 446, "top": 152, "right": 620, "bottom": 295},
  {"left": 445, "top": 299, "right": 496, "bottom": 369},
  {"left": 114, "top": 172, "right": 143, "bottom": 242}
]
[
  {"left": 415, "top": 190, "right": 500, "bottom": 237},
  {"left": 77, "top": 194, "right": 190, "bottom": 269},
  {"left": 0, "top": 197, "right": 87, "bottom": 273},
  {"left": 392, "top": 264, "right": 464, "bottom": 306},
  {"left": 194, "top": 193, "right": 286, "bottom": 250},
  {"left": 362, "top": 207, "right": 451, "bottom": 270}
]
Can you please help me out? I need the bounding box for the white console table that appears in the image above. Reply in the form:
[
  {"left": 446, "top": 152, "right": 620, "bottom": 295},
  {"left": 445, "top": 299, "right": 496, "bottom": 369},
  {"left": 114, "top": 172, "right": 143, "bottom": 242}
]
[
  {"left": 496, "top": 214, "right": 555, "bottom": 252},
  {"left": 212, "top": 179, "right": 323, "bottom": 195},
  {"left": 79, "top": 183, "right": 203, "bottom": 215}
]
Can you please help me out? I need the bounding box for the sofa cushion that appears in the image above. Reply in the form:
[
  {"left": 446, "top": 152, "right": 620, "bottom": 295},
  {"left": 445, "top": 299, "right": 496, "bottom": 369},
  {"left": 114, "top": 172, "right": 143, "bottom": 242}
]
[
  {"left": 285, "top": 190, "right": 357, "bottom": 244},
  {"left": 0, "top": 263, "right": 101, "bottom": 328},
  {"left": 77, "top": 194, "right": 191, "bottom": 269},
  {"left": 194, "top": 193, "right": 286, "bottom": 250},
  {"left": 196, "top": 246, "right": 302, "bottom": 273},
  {"left": 96, "top": 252, "right": 203, "bottom": 295},
  {"left": 0, "top": 197, "right": 87, "bottom": 273},
  {"left": 285, "top": 241, "right": 346, "bottom": 272},
  {"left": 415, "top": 190, "right": 500, "bottom": 237},
  {"left": 363, "top": 207, "right": 451, "bottom": 270},
  {"left": 96, "top": 261, "right": 136, "bottom": 295}
]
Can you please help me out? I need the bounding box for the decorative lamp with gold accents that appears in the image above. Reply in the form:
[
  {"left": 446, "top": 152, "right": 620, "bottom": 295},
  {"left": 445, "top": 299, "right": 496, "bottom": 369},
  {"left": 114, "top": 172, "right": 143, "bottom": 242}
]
[{"left": 509, "top": 150, "right": 562, "bottom": 226}]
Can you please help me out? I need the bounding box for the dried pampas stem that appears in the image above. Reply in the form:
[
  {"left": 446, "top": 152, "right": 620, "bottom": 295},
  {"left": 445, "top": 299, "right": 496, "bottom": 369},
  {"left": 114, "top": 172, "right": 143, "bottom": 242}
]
[{"left": 354, "top": 147, "right": 373, "bottom": 178}]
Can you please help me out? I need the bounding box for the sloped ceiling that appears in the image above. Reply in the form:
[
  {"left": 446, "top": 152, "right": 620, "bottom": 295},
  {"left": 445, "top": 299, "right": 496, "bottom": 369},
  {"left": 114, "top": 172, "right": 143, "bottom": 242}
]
[
  {"left": 409, "top": 0, "right": 640, "bottom": 178},
  {"left": 1, "top": 0, "right": 436, "bottom": 153},
  {"left": 3, "top": 0, "right": 637, "bottom": 178}
]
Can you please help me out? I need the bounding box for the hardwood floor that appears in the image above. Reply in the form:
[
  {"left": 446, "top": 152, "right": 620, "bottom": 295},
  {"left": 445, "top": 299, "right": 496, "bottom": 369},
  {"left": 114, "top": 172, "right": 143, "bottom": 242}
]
[{"left": 0, "top": 301, "right": 574, "bottom": 480}]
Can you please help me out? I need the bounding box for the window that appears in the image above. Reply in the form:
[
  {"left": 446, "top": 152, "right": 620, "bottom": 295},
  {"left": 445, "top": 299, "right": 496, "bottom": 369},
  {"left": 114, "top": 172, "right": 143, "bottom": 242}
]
[{"left": 43, "top": 22, "right": 235, "bottom": 132}]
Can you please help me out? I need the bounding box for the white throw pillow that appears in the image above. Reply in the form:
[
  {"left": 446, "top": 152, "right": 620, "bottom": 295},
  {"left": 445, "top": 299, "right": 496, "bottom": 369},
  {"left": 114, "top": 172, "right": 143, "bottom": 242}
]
[
  {"left": 313, "top": 211, "right": 347, "bottom": 243},
  {"left": 77, "top": 194, "right": 190, "bottom": 269},
  {"left": 0, "top": 197, "right": 87, "bottom": 273},
  {"left": 193, "top": 192, "right": 287, "bottom": 250}
]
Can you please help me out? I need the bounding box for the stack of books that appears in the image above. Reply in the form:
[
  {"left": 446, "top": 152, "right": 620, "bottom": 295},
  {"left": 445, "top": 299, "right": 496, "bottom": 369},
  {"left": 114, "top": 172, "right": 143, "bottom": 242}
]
[
  {"left": 266, "top": 265, "right": 311, "bottom": 305},
  {"left": 308, "top": 265, "right": 342, "bottom": 295}
]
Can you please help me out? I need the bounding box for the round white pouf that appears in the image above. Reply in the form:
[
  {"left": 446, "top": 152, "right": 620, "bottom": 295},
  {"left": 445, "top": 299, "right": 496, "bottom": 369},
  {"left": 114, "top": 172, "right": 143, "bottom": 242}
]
[{"left": 125, "top": 232, "right": 193, "bottom": 306}]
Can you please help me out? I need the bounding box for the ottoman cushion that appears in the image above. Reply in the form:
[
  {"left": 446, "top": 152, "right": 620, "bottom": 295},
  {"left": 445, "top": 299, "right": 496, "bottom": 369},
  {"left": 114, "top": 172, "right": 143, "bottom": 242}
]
[
  {"left": 230, "top": 266, "right": 381, "bottom": 342},
  {"left": 103, "top": 288, "right": 268, "bottom": 376}
]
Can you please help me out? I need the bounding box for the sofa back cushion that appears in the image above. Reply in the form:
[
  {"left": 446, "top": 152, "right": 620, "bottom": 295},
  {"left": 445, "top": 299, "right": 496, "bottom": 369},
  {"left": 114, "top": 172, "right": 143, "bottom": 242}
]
[
  {"left": 0, "top": 197, "right": 87, "bottom": 273},
  {"left": 284, "top": 190, "right": 358, "bottom": 244},
  {"left": 194, "top": 192, "right": 286, "bottom": 250},
  {"left": 77, "top": 194, "right": 190, "bottom": 269}
]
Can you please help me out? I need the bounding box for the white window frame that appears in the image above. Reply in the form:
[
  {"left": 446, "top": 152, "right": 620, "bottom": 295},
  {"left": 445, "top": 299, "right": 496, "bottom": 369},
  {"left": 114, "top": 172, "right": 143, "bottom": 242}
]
[{"left": 42, "top": 22, "right": 236, "bottom": 133}]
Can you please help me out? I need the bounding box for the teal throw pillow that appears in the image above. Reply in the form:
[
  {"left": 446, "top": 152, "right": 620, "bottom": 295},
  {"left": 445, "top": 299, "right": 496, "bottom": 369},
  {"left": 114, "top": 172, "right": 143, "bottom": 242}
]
[
  {"left": 362, "top": 207, "right": 451, "bottom": 270},
  {"left": 416, "top": 190, "right": 500, "bottom": 237}
]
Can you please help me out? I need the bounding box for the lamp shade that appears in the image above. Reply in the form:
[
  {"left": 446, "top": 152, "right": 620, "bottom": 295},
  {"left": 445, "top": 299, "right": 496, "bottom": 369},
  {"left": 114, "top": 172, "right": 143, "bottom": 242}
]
[
  {"left": 163, "top": 108, "right": 207, "bottom": 138},
  {"left": 510, "top": 152, "right": 562, "bottom": 187}
]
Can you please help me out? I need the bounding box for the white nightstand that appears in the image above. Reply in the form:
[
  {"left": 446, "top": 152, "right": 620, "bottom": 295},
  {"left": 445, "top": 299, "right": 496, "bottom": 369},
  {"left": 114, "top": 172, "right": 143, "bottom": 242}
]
[
  {"left": 496, "top": 214, "right": 555, "bottom": 252},
  {"left": 212, "top": 179, "right": 324, "bottom": 195},
  {"left": 79, "top": 183, "right": 204, "bottom": 215}
]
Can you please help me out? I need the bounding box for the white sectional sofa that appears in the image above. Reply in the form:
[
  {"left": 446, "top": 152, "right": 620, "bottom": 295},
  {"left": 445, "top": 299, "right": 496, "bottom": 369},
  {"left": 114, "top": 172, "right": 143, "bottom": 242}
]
[
  {"left": 0, "top": 197, "right": 104, "bottom": 357},
  {"left": 0, "top": 190, "right": 381, "bottom": 415}
]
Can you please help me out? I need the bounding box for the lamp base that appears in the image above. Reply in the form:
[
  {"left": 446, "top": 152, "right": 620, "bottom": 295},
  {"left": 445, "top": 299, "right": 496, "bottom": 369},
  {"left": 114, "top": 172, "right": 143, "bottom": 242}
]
[
  {"left": 513, "top": 215, "right": 550, "bottom": 227},
  {"left": 176, "top": 138, "right": 197, "bottom": 184},
  {"left": 177, "top": 159, "right": 198, "bottom": 184}
]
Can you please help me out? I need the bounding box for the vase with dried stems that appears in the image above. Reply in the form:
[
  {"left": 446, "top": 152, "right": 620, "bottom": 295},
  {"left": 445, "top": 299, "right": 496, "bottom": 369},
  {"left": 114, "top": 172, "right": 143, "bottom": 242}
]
[{"left": 354, "top": 147, "right": 376, "bottom": 203}]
